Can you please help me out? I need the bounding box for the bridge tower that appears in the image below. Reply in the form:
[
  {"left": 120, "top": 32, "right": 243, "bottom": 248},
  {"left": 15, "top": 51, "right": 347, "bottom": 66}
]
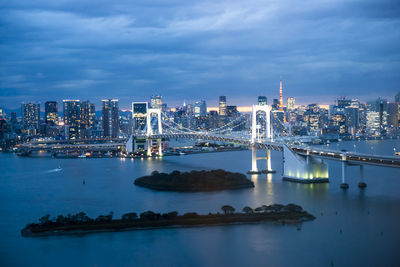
[
  {"left": 248, "top": 104, "right": 275, "bottom": 174},
  {"left": 146, "top": 108, "right": 163, "bottom": 156}
]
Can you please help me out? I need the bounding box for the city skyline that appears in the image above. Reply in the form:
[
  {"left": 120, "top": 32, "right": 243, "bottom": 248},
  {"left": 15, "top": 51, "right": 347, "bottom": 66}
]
[
  {"left": 2, "top": 90, "right": 399, "bottom": 114},
  {"left": 1, "top": 0, "right": 399, "bottom": 108}
]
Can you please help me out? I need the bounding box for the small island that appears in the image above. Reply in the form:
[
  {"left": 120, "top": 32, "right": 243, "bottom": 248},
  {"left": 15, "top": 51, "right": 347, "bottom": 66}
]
[
  {"left": 21, "top": 204, "right": 315, "bottom": 237},
  {"left": 134, "top": 169, "right": 254, "bottom": 191}
]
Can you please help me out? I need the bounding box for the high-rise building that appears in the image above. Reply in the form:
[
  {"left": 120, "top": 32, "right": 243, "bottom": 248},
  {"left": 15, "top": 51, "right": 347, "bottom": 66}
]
[
  {"left": 186, "top": 104, "right": 194, "bottom": 116},
  {"left": 366, "top": 99, "right": 388, "bottom": 136},
  {"left": 272, "top": 99, "right": 279, "bottom": 110},
  {"left": 366, "top": 111, "right": 380, "bottom": 136},
  {"left": 258, "top": 96, "right": 267, "bottom": 106},
  {"left": 387, "top": 103, "right": 399, "bottom": 128},
  {"left": 22, "top": 103, "right": 40, "bottom": 134},
  {"left": 79, "top": 100, "right": 95, "bottom": 138},
  {"left": 81, "top": 101, "right": 95, "bottom": 129},
  {"left": 151, "top": 95, "right": 162, "bottom": 109},
  {"left": 194, "top": 100, "right": 207, "bottom": 118},
  {"left": 45, "top": 101, "right": 58, "bottom": 126},
  {"left": 102, "top": 99, "right": 119, "bottom": 138},
  {"left": 219, "top": 96, "right": 227, "bottom": 116},
  {"left": 63, "top": 100, "right": 81, "bottom": 139},
  {"left": 227, "top": 106, "right": 238, "bottom": 117},
  {"left": 395, "top": 92, "right": 400, "bottom": 103},
  {"left": 131, "top": 102, "right": 148, "bottom": 152},
  {"left": 10, "top": 112, "right": 17, "bottom": 124},
  {"left": 132, "top": 102, "right": 148, "bottom": 134},
  {"left": 287, "top": 97, "right": 295, "bottom": 110},
  {"left": 0, "top": 117, "right": 6, "bottom": 139}
]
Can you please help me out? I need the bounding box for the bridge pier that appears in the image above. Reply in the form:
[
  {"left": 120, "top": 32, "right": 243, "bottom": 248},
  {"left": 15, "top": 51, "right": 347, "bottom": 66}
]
[
  {"left": 263, "top": 149, "right": 276, "bottom": 173},
  {"left": 340, "top": 161, "right": 349, "bottom": 189},
  {"left": 158, "top": 139, "right": 163, "bottom": 157},
  {"left": 248, "top": 146, "right": 261, "bottom": 174},
  {"left": 282, "top": 145, "right": 329, "bottom": 183},
  {"left": 358, "top": 165, "right": 367, "bottom": 188}
]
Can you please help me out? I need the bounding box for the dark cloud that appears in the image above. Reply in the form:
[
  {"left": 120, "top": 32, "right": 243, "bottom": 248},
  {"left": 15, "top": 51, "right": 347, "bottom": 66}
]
[{"left": 1, "top": 0, "right": 399, "bottom": 109}]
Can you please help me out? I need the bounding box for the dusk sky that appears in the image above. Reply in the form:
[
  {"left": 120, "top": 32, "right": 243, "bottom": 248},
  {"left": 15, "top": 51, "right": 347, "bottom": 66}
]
[{"left": 1, "top": 0, "right": 399, "bottom": 109}]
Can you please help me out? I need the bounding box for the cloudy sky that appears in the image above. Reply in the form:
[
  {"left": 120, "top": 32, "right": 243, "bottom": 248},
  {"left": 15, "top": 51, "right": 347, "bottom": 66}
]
[{"left": 1, "top": 0, "right": 399, "bottom": 109}]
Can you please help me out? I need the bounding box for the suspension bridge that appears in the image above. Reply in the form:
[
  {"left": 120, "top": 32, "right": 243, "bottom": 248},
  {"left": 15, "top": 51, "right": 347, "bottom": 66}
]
[{"left": 20, "top": 104, "right": 400, "bottom": 189}]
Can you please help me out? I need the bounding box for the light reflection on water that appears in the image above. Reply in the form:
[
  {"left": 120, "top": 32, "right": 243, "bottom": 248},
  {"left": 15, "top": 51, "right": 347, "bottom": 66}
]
[{"left": 0, "top": 140, "right": 399, "bottom": 266}]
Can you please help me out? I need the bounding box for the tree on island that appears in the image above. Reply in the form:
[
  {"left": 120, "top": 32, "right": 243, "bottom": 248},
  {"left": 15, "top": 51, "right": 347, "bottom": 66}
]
[
  {"left": 39, "top": 214, "right": 51, "bottom": 224},
  {"left": 242, "top": 206, "right": 253, "bottom": 214},
  {"left": 122, "top": 212, "right": 138, "bottom": 221},
  {"left": 221, "top": 205, "right": 235, "bottom": 214}
]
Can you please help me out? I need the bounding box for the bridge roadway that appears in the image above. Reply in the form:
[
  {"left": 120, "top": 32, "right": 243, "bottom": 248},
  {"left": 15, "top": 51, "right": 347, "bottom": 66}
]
[
  {"left": 135, "top": 133, "right": 283, "bottom": 150},
  {"left": 138, "top": 133, "right": 400, "bottom": 168},
  {"left": 20, "top": 133, "right": 400, "bottom": 168},
  {"left": 291, "top": 146, "right": 400, "bottom": 168}
]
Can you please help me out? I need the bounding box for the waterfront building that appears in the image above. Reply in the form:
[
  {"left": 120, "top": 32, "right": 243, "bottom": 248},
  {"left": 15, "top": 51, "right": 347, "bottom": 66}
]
[
  {"left": 366, "top": 111, "right": 381, "bottom": 136},
  {"left": 63, "top": 100, "right": 81, "bottom": 139},
  {"left": 258, "top": 96, "right": 267, "bottom": 106},
  {"left": 45, "top": 101, "right": 58, "bottom": 126},
  {"left": 131, "top": 102, "right": 149, "bottom": 152},
  {"left": 102, "top": 99, "right": 119, "bottom": 138},
  {"left": 219, "top": 96, "right": 227, "bottom": 116},
  {"left": 22, "top": 103, "right": 40, "bottom": 135},
  {"left": 80, "top": 100, "right": 95, "bottom": 139},
  {"left": 132, "top": 102, "right": 148, "bottom": 134}
]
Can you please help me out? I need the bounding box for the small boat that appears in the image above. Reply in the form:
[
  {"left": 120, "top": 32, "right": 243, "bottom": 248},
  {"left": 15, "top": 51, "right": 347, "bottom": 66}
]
[
  {"left": 395, "top": 152, "right": 400, "bottom": 156},
  {"left": 179, "top": 152, "right": 186, "bottom": 155},
  {"left": 78, "top": 154, "right": 86, "bottom": 158}
]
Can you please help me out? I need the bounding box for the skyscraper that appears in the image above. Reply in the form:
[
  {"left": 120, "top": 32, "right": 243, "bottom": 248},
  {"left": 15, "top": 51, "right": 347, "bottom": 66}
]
[
  {"left": 272, "top": 99, "right": 279, "bottom": 110},
  {"left": 194, "top": 100, "right": 207, "bottom": 118},
  {"left": 258, "top": 96, "right": 267, "bottom": 106},
  {"left": 102, "top": 99, "right": 119, "bottom": 138},
  {"left": 63, "top": 100, "right": 81, "bottom": 139},
  {"left": 395, "top": 92, "right": 400, "bottom": 103},
  {"left": 22, "top": 103, "right": 40, "bottom": 134},
  {"left": 287, "top": 97, "right": 295, "bottom": 110},
  {"left": 219, "top": 96, "right": 227, "bottom": 116},
  {"left": 45, "top": 101, "right": 58, "bottom": 126},
  {"left": 81, "top": 101, "right": 95, "bottom": 129},
  {"left": 150, "top": 95, "right": 162, "bottom": 109},
  {"left": 132, "top": 102, "right": 148, "bottom": 134}
]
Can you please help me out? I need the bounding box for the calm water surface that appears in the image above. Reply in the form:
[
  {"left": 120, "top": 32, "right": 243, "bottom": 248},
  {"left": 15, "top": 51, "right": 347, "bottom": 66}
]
[{"left": 0, "top": 140, "right": 399, "bottom": 266}]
